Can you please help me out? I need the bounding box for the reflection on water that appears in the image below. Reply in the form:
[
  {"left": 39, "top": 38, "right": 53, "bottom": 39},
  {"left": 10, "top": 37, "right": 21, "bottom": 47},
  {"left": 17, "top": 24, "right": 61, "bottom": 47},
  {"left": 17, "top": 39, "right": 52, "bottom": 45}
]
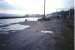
[
  {"left": 0, "top": 24, "right": 30, "bottom": 31},
  {"left": 25, "top": 17, "right": 40, "bottom": 21}
]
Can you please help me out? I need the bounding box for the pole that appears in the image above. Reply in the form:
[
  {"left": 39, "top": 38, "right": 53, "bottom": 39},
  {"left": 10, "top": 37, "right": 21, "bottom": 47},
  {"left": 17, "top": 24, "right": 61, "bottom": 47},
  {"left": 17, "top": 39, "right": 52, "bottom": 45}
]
[{"left": 44, "top": 0, "right": 46, "bottom": 18}]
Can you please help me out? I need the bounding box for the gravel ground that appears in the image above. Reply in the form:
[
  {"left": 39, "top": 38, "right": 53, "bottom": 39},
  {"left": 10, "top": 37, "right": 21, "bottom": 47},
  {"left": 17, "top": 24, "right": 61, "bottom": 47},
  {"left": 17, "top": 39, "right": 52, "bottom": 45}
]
[{"left": 0, "top": 18, "right": 64, "bottom": 50}]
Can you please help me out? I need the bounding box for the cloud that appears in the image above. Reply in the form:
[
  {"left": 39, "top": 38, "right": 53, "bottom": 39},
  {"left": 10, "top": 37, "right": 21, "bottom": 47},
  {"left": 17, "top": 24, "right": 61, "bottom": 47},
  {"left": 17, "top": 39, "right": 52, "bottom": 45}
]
[
  {"left": 0, "top": 0, "right": 73, "bottom": 15},
  {"left": 0, "top": 0, "right": 14, "bottom": 9}
]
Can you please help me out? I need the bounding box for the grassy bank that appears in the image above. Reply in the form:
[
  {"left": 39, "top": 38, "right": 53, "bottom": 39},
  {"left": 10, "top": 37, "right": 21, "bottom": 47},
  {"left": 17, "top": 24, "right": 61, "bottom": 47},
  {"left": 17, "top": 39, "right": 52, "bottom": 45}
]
[{"left": 63, "top": 16, "right": 74, "bottom": 50}]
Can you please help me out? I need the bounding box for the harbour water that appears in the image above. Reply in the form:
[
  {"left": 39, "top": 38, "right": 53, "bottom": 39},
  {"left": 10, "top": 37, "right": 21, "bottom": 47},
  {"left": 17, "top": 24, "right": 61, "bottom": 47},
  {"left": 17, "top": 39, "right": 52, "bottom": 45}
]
[{"left": 0, "top": 17, "right": 40, "bottom": 32}]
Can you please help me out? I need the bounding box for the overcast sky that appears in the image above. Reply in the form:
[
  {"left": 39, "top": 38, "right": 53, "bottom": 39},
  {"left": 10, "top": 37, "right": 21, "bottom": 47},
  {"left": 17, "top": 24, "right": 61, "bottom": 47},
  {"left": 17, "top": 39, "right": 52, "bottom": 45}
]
[{"left": 0, "top": 0, "right": 74, "bottom": 15}]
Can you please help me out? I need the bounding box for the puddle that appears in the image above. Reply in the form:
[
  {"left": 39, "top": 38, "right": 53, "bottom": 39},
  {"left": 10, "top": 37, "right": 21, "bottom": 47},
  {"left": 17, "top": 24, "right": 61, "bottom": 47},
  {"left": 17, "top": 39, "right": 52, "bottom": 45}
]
[
  {"left": 41, "top": 30, "right": 54, "bottom": 34},
  {"left": 0, "top": 24, "right": 30, "bottom": 31}
]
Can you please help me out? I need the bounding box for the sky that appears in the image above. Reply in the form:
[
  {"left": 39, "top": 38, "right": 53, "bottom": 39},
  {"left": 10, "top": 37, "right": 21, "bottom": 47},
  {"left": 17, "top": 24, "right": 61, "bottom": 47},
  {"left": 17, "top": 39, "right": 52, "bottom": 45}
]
[{"left": 0, "top": 0, "right": 74, "bottom": 15}]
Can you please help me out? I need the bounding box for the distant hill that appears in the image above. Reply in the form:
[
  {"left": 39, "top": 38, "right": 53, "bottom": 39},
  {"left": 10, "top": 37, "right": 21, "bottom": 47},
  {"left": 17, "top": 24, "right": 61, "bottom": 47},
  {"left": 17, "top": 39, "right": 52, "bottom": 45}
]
[
  {"left": 0, "top": 13, "right": 16, "bottom": 17},
  {"left": 0, "top": 13, "right": 23, "bottom": 17},
  {"left": 0, "top": 13, "right": 25, "bottom": 19}
]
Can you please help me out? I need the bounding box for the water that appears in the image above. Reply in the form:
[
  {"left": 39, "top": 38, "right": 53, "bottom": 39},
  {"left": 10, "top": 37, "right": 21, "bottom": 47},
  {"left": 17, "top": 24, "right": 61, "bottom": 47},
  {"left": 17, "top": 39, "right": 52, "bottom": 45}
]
[
  {"left": 0, "top": 17, "right": 40, "bottom": 32},
  {"left": 0, "top": 18, "right": 25, "bottom": 25},
  {"left": 25, "top": 17, "right": 40, "bottom": 21}
]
